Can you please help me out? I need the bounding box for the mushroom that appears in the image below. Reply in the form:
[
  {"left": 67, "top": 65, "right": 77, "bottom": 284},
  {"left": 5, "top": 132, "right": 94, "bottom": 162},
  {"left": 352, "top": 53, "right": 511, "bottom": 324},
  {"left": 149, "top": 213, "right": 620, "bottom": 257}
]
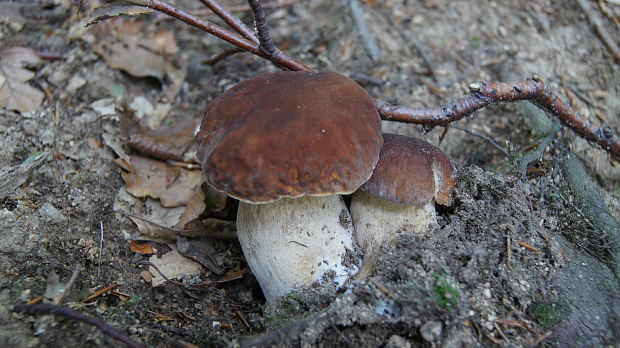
[
  {"left": 196, "top": 71, "right": 382, "bottom": 302},
  {"left": 350, "top": 133, "right": 456, "bottom": 254}
]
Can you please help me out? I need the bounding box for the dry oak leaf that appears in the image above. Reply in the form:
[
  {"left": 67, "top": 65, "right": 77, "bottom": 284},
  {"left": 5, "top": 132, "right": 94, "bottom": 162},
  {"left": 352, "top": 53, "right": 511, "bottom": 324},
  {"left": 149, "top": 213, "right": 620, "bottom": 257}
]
[
  {"left": 121, "top": 155, "right": 203, "bottom": 208},
  {"left": 128, "top": 117, "right": 202, "bottom": 161},
  {"left": 120, "top": 156, "right": 206, "bottom": 229},
  {"left": 92, "top": 21, "right": 185, "bottom": 100},
  {"left": 148, "top": 246, "right": 204, "bottom": 287},
  {"left": 0, "top": 47, "right": 44, "bottom": 113}
]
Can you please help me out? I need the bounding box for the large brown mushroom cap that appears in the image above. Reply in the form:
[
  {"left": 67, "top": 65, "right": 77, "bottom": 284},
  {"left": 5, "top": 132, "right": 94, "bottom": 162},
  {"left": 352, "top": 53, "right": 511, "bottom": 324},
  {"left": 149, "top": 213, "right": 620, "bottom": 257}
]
[
  {"left": 197, "top": 71, "right": 382, "bottom": 203},
  {"left": 360, "top": 134, "right": 456, "bottom": 206}
]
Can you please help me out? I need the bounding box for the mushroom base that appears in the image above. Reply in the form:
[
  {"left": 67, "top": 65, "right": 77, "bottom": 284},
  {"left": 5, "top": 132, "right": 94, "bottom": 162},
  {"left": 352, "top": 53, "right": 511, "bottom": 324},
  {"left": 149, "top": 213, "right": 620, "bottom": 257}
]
[
  {"left": 236, "top": 195, "right": 359, "bottom": 302},
  {"left": 350, "top": 191, "right": 438, "bottom": 254}
]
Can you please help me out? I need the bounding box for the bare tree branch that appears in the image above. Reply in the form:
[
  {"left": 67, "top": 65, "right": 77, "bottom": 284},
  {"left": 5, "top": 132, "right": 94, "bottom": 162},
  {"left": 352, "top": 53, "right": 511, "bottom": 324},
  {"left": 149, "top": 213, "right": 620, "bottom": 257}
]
[
  {"left": 198, "top": 0, "right": 258, "bottom": 43},
  {"left": 108, "top": 1, "right": 619, "bottom": 159},
  {"left": 377, "top": 76, "right": 620, "bottom": 157},
  {"left": 122, "top": 0, "right": 310, "bottom": 71}
]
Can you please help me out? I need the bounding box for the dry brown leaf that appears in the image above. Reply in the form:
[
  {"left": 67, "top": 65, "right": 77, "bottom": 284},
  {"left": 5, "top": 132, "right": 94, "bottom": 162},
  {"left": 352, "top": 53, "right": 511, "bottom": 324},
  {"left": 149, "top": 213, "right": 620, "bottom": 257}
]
[
  {"left": 120, "top": 155, "right": 224, "bottom": 228},
  {"left": 121, "top": 155, "right": 203, "bottom": 208},
  {"left": 129, "top": 240, "right": 156, "bottom": 254},
  {"left": 123, "top": 213, "right": 237, "bottom": 240},
  {"left": 93, "top": 39, "right": 168, "bottom": 82},
  {"left": 142, "top": 30, "right": 179, "bottom": 56},
  {"left": 148, "top": 247, "right": 203, "bottom": 287},
  {"left": 145, "top": 198, "right": 186, "bottom": 228},
  {"left": 92, "top": 20, "right": 185, "bottom": 101},
  {"left": 128, "top": 117, "right": 201, "bottom": 161},
  {"left": 217, "top": 267, "right": 249, "bottom": 283},
  {"left": 86, "top": 3, "right": 153, "bottom": 27},
  {"left": 127, "top": 212, "right": 185, "bottom": 239},
  {"left": 0, "top": 151, "right": 48, "bottom": 200},
  {"left": 140, "top": 270, "right": 153, "bottom": 282},
  {"left": 176, "top": 189, "right": 206, "bottom": 229},
  {"left": 0, "top": 47, "right": 44, "bottom": 113}
]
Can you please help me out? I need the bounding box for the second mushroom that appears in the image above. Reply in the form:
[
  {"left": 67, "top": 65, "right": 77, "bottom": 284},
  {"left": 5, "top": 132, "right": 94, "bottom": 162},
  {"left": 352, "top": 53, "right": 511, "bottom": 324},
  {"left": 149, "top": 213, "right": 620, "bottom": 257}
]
[{"left": 351, "top": 134, "right": 457, "bottom": 255}]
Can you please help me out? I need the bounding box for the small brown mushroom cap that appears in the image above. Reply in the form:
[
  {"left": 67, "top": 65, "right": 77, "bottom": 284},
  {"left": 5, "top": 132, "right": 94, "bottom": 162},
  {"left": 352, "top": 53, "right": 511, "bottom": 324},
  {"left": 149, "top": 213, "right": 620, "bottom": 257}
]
[
  {"left": 196, "top": 71, "right": 383, "bottom": 203},
  {"left": 360, "top": 134, "right": 456, "bottom": 206}
]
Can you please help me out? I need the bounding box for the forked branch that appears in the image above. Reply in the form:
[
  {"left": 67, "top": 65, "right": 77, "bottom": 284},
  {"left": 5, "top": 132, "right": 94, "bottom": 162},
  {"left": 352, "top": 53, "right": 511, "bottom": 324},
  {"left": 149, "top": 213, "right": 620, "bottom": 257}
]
[
  {"left": 377, "top": 76, "right": 620, "bottom": 156},
  {"left": 113, "top": 0, "right": 619, "bottom": 158},
  {"left": 198, "top": 0, "right": 258, "bottom": 43},
  {"left": 122, "top": 0, "right": 310, "bottom": 71},
  {"left": 376, "top": 76, "right": 620, "bottom": 156}
]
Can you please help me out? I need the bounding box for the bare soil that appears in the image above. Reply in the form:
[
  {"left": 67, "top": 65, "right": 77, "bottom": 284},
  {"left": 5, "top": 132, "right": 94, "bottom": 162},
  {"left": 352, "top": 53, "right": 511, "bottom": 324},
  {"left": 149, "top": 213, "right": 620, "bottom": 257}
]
[{"left": 1, "top": 0, "right": 619, "bottom": 347}]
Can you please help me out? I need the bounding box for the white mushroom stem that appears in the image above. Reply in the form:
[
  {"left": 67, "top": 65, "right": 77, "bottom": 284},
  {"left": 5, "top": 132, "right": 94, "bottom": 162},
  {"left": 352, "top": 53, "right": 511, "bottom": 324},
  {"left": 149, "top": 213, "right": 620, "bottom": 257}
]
[
  {"left": 236, "top": 195, "right": 360, "bottom": 302},
  {"left": 350, "top": 191, "right": 438, "bottom": 254}
]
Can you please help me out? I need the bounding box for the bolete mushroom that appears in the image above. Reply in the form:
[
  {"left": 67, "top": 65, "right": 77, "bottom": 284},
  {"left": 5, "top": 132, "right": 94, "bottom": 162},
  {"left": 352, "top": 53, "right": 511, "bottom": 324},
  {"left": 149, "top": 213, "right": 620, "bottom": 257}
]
[
  {"left": 196, "top": 71, "right": 382, "bottom": 302},
  {"left": 350, "top": 133, "right": 456, "bottom": 254}
]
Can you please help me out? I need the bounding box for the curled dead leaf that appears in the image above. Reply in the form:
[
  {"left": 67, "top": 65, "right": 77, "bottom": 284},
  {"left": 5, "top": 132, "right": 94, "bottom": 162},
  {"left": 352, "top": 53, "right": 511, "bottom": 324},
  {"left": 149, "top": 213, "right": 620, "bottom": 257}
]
[
  {"left": 0, "top": 47, "right": 44, "bottom": 113},
  {"left": 128, "top": 118, "right": 201, "bottom": 162},
  {"left": 91, "top": 20, "right": 186, "bottom": 101},
  {"left": 148, "top": 247, "right": 204, "bottom": 287},
  {"left": 86, "top": 3, "right": 153, "bottom": 27},
  {"left": 121, "top": 155, "right": 203, "bottom": 208},
  {"left": 124, "top": 213, "right": 237, "bottom": 240}
]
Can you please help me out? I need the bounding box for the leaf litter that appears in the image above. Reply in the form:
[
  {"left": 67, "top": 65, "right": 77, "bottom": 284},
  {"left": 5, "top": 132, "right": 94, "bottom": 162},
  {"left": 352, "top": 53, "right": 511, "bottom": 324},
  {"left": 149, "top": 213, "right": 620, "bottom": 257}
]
[
  {"left": 0, "top": 47, "right": 45, "bottom": 113},
  {"left": 147, "top": 246, "right": 204, "bottom": 287},
  {"left": 91, "top": 18, "right": 186, "bottom": 102}
]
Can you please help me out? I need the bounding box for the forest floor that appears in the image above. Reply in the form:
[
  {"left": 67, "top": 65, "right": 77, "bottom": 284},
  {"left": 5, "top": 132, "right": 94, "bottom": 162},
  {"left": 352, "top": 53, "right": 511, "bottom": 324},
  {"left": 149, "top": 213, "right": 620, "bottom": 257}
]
[{"left": 1, "top": 0, "right": 619, "bottom": 347}]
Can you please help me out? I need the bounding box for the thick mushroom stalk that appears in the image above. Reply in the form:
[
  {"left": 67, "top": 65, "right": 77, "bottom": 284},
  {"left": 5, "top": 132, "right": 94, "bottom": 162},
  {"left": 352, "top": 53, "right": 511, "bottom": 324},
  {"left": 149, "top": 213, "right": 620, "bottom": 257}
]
[
  {"left": 351, "top": 134, "right": 456, "bottom": 254},
  {"left": 237, "top": 195, "right": 358, "bottom": 301},
  {"left": 196, "top": 71, "right": 382, "bottom": 302}
]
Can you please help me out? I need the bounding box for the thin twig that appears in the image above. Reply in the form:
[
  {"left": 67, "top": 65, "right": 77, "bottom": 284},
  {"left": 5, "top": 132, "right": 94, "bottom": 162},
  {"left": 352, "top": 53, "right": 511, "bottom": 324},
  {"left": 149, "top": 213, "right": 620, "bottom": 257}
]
[
  {"left": 531, "top": 330, "right": 553, "bottom": 345},
  {"left": 576, "top": 0, "right": 620, "bottom": 64},
  {"left": 516, "top": 122, "right": 561, "bottom": 175},
  {"left": 55, "top": 267, "right": 84, "bottom": 305},
  {"left": 12, "top": 303, "right": 143, "bottom": 348},
  {"left": 191, "top": 0, "right": 297, "bottom": 15},
  {"left": 202, "top": 47, "right": 245, "bottom": 65},
  {"left": 176, "top": 236, "right": 225, "bottom": 275},
  {"left": 377, "top": 76, "right": 620, "bottom": 158},
  {"left": 116, "top": 0, "right": 619, "bottom": 161},
  {"left": 122, "top": 0, "right": 310, "bottom": 71},
  {"left": 451, "top": 124, "right": 510, "bottom": 157},
  {"left": 97, "top": 221, "right": 104, "bottom": 281},
  {"left": 198, "top": 0, "right": 258, "bottom": 43},
  {"left": 378, "top": 10, "right": 436, "bottom": 79},
  {"left": 349, "top": 0, "right": 381, "bottom": 63},
  {"left": 82, "top": 284, "right": 119, "bottom": 303}
]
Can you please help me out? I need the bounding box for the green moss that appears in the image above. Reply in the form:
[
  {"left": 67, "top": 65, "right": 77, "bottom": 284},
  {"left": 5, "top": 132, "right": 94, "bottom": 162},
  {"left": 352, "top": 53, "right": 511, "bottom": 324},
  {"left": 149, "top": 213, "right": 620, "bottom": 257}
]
[
  {"left": 264, "top": 295, "right": 302, "bottom": 328},
  {"left": 7, "top": 277, "right": 46, "bottom": 298},
  {"left": 433, "top": 276, "right": 460, "bottom": 309},
  {"left": 528, "top": 301, "right": 566, "bottom": 328},
  {"left": 469, "top": 35, "right": 482, "bottom": 49},
  {"left": 123, "top": 295, "right": 146, "bottom": 309},
  {"left": 193, "top": 334, "right": 212, "bottom": 348}
]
